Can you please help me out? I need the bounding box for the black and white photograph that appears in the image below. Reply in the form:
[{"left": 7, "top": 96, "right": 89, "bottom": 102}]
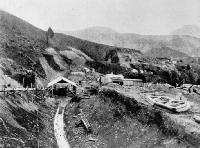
[{"left": 0, "top": 0, "right": 200, "bottom": 147}]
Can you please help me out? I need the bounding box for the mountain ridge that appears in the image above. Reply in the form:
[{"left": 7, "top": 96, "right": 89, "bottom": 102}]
[
  {"left": 61, "top": 26, "right": 200, "bottom": 57},
  {"left": 171, "top": 24, "right": 200, "bottom": 38}
]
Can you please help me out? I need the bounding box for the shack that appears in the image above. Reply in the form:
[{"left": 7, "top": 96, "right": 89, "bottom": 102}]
[
  {"left": 47, "top": 76, "right": 77, "bottom": 97},
  {"left": 123, "top": 79, "right": 143, "bottom": 86},
  {"left": 100, "top": 73, "right": 124, "bottom": 85}
]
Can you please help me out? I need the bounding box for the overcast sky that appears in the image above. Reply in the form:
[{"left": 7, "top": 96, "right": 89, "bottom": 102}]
[{"left": 1, "top": 0, "right": 200, "bottom": 35}]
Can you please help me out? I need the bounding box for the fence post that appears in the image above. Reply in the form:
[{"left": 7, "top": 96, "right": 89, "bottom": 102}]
[{"left": 3, "top": 86, "right": 5, "bottom": 100}]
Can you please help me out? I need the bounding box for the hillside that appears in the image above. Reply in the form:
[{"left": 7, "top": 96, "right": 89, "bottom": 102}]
[
  {"left": 1, "top": 9, "right": 200, "bottom": 148},
  {"left": 144, "top": 47, "right": 189, "bottom": 58},
  {"left": 171, "top": 24, "right": 200, "bottom": 38},
  {"left": 0, "top": 10, "right": 143, "bottom": 147},
  {"left": 59, "top": 27, "right": 123, "bottom": 47},
  {"left": 62, "top": 26, "right": 200, "bottom": 57},
  {"left": 0, "top": 10, "right": 46, "bottom": 41},
  {"left": 0, "top": 10, "right": 141, "bottom": 85}
]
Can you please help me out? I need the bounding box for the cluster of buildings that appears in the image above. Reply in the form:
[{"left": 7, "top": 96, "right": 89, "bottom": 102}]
[{"left": 48, "top": 71, "right": 144, "bottom": 97}]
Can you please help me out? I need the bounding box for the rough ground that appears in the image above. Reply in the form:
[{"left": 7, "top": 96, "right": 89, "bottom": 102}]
[
  {"left": 0, "top": 80, "right": 199, "bottom": 148},
  {"left": 63, "top": 83, "right": 195, "bottom": 148},
  {"left": 0, "top": 92, "right": 58, "bottom": 148}
]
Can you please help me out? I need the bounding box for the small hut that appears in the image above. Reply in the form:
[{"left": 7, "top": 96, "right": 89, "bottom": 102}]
[
  {"left": 100, "top": 73, "right": 124, "bottom": 85},
  {"left": 47, "top": 76, "right": 77, "bottom": 97}
]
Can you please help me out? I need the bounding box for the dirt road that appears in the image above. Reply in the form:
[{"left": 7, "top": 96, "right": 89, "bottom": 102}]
[{"left": 54, "top": 98, "right": 70, "bottom": 148}]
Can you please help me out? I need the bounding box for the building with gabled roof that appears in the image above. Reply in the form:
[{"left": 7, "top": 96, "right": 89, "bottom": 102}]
[
  {"left": 47, "top": 76, "right": 77, "bottom": 96},
  {"left": 47, "top": 76, "right": 77, "bottom": 87}
]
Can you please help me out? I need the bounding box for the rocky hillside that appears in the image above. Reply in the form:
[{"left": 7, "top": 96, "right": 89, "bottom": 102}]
[
  {"left": 0, "top": 10, "right": 142, "bottom": 148},
  {"left": 0, "top": 10, "right": 141, "bottom": 87},
  {"left": 144, "top": 47, "right": 189, "bottom": 58},
  {"left": 0, "top": 10, "right": 46, "bottom": 41},
  {"left": 62, "top": 26, "right": 200, "bottom": 57}
]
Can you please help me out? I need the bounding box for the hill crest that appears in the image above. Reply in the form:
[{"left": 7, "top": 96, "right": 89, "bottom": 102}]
[
  {"left": 61, "top": 26, "right": 200, "bottom": 57},
  {"left": 171, "top": 24, "right": 200, "bottom": 38}
]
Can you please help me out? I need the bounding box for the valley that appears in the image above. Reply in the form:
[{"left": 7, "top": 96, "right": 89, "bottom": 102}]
[{"left": 1, "top": 9, "right": 200, "bottom": 148}]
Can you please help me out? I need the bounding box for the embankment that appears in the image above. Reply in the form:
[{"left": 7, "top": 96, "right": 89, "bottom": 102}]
[{"left": 100, "top": 86, "right": 200, "bottom": 147}]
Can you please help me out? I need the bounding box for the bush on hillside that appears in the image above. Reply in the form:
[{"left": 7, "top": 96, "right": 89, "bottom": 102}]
[
  {"left": 12, "top": 71, "right": 35, "bottom": 88},
  {"left": 86, "top": 61, "right": 128, "bottom": 74}
]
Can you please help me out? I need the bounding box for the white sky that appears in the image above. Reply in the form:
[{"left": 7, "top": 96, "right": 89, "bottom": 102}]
[{"left": 1, "top": 0, "right": 200, "bottom": 35}]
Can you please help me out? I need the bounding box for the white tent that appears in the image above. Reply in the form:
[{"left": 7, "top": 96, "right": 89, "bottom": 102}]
[{"left": 47, "top": 76, "right": 77, "bottom": 88}]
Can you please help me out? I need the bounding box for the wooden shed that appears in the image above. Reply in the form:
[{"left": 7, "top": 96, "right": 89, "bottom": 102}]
[
  {"left": 47, "top": 76, "right": 77, "bottom": 96},
  {"left": 100, "top": 73, "right": 124, "bottom": 85}
]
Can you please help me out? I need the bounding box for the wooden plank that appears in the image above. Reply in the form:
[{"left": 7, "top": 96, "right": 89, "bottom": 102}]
[
  {"left": 80, "top": 116, "right": 91, "bottom": 129},
  {"left": 0, "top": 88, "right": 39, "bottom": 92}
]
